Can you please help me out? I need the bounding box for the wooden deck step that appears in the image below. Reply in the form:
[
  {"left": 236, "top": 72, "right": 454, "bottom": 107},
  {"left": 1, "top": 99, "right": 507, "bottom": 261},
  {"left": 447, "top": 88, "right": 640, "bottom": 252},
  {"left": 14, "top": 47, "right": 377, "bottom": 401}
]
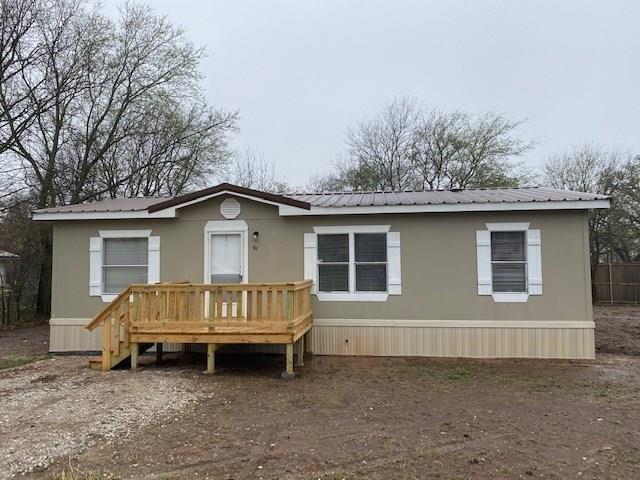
[
  {"left": 87, "top": 342, "right": 153, "bottom": 371},
  {"left": 88, "top": 358, "right": 102, "bottom": 371}
]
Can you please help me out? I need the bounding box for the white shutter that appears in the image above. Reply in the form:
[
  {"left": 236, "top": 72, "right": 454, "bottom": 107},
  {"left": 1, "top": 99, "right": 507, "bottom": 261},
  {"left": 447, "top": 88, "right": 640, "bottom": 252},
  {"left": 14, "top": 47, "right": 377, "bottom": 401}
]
[
  {"left": 148, "top": 236, "right": 160, "bottom": 284},
  {"left": 303, "top": 233, "right": 317, "bottom": 294},
  {"left": 387, "top": 231, "right": 402, "bottom": 295},
  {"left": 89, "top": 237, "right": 102, "bottom": 296},
  {"left": 527, "top": 229, "right": 542, "bottom": 295},
  {"left": 476, "top": 230, "right": 492, "bottom": 295}
]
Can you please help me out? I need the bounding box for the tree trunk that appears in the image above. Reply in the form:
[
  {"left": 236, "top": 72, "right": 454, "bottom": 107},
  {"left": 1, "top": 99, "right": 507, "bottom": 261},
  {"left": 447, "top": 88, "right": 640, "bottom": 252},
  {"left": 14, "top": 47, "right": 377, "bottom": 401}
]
[{"left": 35, "top": 227, "right": 52, "bottom": 317}]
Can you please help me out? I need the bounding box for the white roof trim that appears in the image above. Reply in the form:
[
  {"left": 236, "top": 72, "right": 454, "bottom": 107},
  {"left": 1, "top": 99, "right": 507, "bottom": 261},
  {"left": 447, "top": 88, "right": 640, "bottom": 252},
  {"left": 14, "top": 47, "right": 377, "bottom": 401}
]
[
  {"left": 33, "top": 198, "right": 610, "bottom": 221},
  {"left": 32, "top": 210, "right": 175, "bottom": 221},
  {"left": 162, "top": 190, "right": 287, "bottom": 215},
  {"left": 278, "top": 199, "right": 610, "bottom": 216},
  {"left": 32, "top": 189, "right": 288, "bottom": 221}
]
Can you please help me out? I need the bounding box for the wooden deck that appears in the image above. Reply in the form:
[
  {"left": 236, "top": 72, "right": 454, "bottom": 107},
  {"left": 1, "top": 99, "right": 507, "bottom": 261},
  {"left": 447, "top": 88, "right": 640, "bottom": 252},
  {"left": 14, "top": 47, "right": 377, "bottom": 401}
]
[{"left": 86, "top": 280, "right": 313, "bottom": 376}]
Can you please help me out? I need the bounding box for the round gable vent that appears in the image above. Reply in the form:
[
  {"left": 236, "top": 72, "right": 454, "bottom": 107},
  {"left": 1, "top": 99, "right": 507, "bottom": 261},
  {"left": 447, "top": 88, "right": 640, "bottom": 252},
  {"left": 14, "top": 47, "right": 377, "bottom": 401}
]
[{"left": 220, "top": 198, "right": 241, "bottom": 219}]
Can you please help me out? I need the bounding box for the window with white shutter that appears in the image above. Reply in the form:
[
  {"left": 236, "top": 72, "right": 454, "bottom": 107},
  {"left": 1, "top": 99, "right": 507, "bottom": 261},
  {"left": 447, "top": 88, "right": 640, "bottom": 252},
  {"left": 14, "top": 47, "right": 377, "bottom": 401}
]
[
  {"left": 89, "top": 230, "right": 159, "bottom": 302},
  {"left": 476, "top": 223, "right": 542, "bottom": 302}
]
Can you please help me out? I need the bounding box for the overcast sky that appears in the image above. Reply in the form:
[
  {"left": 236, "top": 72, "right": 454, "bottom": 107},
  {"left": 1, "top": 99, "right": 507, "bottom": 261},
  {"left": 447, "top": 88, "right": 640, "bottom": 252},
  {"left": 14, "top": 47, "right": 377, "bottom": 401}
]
[{"left": 108, "top": 0, "right": 639, "bottom": 187}]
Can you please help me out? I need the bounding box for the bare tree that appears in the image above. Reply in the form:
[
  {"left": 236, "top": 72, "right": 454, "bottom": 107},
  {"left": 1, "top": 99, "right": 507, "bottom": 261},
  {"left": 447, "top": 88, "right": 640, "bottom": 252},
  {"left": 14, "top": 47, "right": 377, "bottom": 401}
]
[
  {"left": 543, "top": 144, "right": 640, "bottom": 268},
  {"left": 225, "top": 149, "right": 289, "bottom": 193},
  {"left": 0, "top": 195, "right": 42, "bottom": 323},
  {"left": 345, "top": 97, "right": 418, "bottom": 190},
  {"left": 93, "top": 98, "right": 237, "bottom": 198},
  {"left": 0, "top": 0, "right": 238, "bottom": 315},
  {"left": 0, "top": 0, "right": 237, "bottom": 208},
  {"left": 319, "top": 97, "right": 531, "bottom": 192}
]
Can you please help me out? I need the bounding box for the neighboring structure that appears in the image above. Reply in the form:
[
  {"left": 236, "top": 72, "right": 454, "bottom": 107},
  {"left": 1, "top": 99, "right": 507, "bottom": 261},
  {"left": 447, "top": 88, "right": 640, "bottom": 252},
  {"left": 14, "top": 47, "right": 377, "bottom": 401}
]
[
  {"left": 33, "top": 183, "right": 609, "bottom": 360},
  {"left": 0, "top": 250, "right": 19, "bottom": 288}
]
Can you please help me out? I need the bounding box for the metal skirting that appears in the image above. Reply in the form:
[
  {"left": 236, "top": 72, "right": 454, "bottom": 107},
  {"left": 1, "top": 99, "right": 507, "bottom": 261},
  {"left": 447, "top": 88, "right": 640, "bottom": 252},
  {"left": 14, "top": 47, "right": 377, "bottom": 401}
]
[
  {"left": 49, "top": 318, "right": 595, "bottom": 359},
  {"left": 49, "top": 319, "right": 181, "bottom": 353},
  {"left": 311, "top": 322, "right": 595, "bottom": 359}
]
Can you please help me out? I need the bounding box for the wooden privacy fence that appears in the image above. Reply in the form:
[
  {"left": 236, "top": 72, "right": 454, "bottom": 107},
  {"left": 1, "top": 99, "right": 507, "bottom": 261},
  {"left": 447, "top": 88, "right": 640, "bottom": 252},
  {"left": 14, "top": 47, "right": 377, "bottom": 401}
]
[{"left": 593, "top": 263, "right": 640, "bottom": 304}]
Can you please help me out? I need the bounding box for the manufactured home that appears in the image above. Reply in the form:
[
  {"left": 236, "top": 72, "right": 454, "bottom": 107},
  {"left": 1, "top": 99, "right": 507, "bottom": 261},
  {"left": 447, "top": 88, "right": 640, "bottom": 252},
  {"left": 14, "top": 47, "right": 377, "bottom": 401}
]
[{"left": 32, "top": 183, "right": 609, "bottom": 375}]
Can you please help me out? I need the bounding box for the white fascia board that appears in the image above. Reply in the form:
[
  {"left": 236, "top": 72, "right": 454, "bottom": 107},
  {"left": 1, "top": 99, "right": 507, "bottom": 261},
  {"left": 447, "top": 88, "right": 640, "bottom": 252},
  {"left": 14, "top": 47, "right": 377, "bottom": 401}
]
[
  {"left": 278, "top": 199, "right": 611, "bottom": 216},
  {"left": 32, "top": 210, "right": 175, "bottom": 221}
]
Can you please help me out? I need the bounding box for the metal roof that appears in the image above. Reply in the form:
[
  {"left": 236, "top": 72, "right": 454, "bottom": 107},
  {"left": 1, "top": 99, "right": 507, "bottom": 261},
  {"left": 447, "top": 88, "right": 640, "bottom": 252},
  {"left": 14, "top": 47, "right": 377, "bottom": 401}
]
[
  {"left": 288, "top": 187, "right": 608, "bottom": 207},
  {"left": 34, "top": 196, "right": 171, "bottom": 214},
  {"left": 32, "top": 185, "right": 609, "bottom": 218}
]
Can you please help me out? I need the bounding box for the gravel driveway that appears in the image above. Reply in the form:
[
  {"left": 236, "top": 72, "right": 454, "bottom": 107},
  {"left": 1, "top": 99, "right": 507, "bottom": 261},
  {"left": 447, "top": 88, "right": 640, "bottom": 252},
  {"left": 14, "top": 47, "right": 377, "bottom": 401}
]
[{"left": 0, "top": 357, "right": 203, "bottom": 478}]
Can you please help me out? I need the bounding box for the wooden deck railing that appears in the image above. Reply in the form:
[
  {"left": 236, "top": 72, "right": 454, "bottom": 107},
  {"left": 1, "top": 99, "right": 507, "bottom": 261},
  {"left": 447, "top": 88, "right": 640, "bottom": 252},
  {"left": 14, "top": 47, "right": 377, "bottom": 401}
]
[{"left": 86, "top": 280, "right": 313, "bottom": 370}]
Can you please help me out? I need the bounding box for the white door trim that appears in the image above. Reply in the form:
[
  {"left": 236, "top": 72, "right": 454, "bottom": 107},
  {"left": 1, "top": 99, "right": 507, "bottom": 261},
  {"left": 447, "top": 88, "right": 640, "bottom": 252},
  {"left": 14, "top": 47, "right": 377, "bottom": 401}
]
[{"left": 203, "top": 220, "right": 249, "bottom": 284}]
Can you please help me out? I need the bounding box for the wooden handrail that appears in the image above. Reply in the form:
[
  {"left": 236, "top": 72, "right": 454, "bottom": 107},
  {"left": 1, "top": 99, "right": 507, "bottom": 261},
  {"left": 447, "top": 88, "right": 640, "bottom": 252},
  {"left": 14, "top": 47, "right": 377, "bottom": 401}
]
[
  {"left": 87, "top": 281, "right": 313, "bottom": 330},
  {"left": 86, "top": 287, "right": 132, "bottom": 331},
  {"left": 126, "top": 280, "right": 313, "bottom": 290}
]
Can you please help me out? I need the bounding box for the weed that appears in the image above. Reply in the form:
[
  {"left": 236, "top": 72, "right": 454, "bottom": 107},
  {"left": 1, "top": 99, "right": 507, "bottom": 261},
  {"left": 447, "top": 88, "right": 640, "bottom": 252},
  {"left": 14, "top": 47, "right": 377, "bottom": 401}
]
[
  {"left": 500, "top": 465, "right": 513, "bottom": 475},
  {"left": 53, "top": 459, "right": 121, "bottom": 480}
]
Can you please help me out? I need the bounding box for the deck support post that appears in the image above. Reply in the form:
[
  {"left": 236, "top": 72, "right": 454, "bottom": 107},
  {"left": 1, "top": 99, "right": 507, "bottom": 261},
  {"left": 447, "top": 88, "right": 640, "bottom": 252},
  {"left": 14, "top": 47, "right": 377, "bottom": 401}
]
[
  {"left": 155, "top": 343, "right": 163, "bottom": 364},
  {"left": 281, "top": 342, "right": 295, "bottom": 379},
  {"left": 207, "top": 343, "right": 216, "bottom": 374},
  {"left": 304, "top": 329, "right": 313, "bottom": 357},
  {"left": 295, "top": 337, "right": 304, "bottom": 367},
  {"left": 102, "top": 318, "right": 112, "bottom": 371},
  {"left": 130, "top": 342, "right": 138, "bottom": 370}
]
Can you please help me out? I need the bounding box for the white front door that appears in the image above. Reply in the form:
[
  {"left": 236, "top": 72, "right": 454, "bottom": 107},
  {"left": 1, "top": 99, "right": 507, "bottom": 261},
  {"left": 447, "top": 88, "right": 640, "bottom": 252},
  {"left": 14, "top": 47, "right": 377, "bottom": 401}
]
[{"left": 210, "top": 233, "right": 243, "bottom": 284}]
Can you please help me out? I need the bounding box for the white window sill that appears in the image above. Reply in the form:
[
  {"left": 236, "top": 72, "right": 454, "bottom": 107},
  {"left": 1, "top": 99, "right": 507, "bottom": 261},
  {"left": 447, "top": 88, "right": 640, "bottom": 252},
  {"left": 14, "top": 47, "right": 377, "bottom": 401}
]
[
  {"left": 101, "top": 294, "right": 118, "bottom": 303},
  {"left": 491, "top": 293, "right": 529, "bottom": 303},
  {"left": 316, "top": 292, "right": 389, "bottom": 302}
]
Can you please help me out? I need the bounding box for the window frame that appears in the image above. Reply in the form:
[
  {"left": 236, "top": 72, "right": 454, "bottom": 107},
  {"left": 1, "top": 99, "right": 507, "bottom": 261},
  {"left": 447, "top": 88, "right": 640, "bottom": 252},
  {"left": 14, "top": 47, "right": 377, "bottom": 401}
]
[
  {"left": 316, "top": 232, "right": 388, "bottom": 295},
  {"left": 317, "top": 233, "right": 350, "bottom": 293},
  {"left": 490, "top": 231, "right": 528, "bottom": 294},
  {"left": 101, "top": 237, "right": 149, "bottom": 296},
  {"left": 310, "top": 225, "right": 396, "bottom": 302},
  {"left": 353, "top": 232, "right": 388, "bottom": 293}
]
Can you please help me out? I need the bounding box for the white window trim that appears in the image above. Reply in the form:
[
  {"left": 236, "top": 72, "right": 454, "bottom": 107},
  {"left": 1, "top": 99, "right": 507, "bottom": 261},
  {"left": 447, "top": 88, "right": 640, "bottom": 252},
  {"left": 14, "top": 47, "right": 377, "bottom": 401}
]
[
  {"left": 90, "top": 229, "right": 159, "bottom": 303},
  {"left": 476, "top": 222, "right": 542, "bottom": 303},
  {"left": 305, "top": 225, "right": 400, "bottom": 302},
  {"left": 313, "top": 225, "right": 391, "bottom": 234}
]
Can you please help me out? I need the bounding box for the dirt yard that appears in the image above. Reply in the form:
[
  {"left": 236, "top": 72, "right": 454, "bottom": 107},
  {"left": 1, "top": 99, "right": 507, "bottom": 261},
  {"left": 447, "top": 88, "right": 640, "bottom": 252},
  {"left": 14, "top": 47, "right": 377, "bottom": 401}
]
[{"left": 0, "top": 306, "right": 639, "bottom": 480}]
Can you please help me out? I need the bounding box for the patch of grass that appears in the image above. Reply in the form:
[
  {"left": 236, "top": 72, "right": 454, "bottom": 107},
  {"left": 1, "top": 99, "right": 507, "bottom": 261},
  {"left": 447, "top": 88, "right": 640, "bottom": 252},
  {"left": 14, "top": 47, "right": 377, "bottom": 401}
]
[
  {"left": 397, "top": 360, "right": 640, "bottom": 402},
  {"left": 617, "top": 454, "right": 640, "bottom": 465},
  {"left": 0, "top": 355, "right": 50, "bottom": 370}
]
